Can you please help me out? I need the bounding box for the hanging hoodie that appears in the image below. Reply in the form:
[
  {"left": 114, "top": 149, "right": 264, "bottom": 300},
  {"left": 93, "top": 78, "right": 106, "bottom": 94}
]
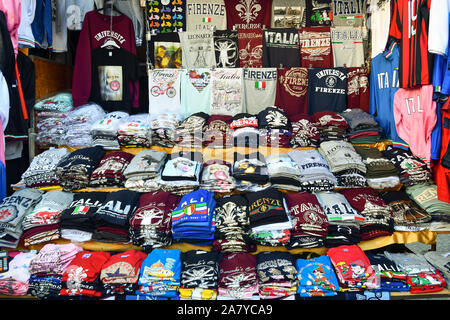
[{"left": 0, "top": 0, "right": 21, "bottom": 56}]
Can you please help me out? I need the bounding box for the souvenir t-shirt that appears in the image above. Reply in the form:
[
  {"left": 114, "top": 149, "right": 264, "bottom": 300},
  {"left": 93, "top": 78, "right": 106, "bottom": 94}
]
[
  {"left": 331, "top": 0, "right": 366, "bottom": 27},
  {"left": 296, "top": 255, "right": 340, "bottom": 296},
  {"left": 331, "top": 26, "right": 365, "bottom": 68},
  {"left": 65, "top": 0, "right": 95, "bottom": 31},
  {"left": 214, "top": 30, "right": 240, "bottom": 68},
  {"left": 299, "top": 27, "right": 333, "bottom": 68},
  {"left": 271, "top": 0, "right": 306, "bottom": 28},
  {"left": 274, "top": 67, "right": 309, "bottom": 118},
  {"left": 262, "top": 28, "right": 301, "bottom": 68},
  {"left": 305, "top": 0, "right": 332, "bottom": 27},
  {"left": 238, "top": 28, "right": 263, "bottom": 68},
  {"left": 179, "top": 30, "right": 216, "bottom": 68},
  {"left": 150, "top": 32, "right": 182, "bottom": 69},
  {"left": 186, "top": 0, "right": 227, "bottom": 31},
  {"left": 210, "top": 68, "right": 244, "bottom": 116},
  {"left": 89, "top": 48, "right": 140, "bottom": 113},
  {"left": 147, "top": 0, "right": 186, "bottom": 36},
  {"left": 181, "top": 68, "right": 212, "bottom": 117},
  {"left": 346, "top": 66, "right": 369, "bottom": 112},
  {"left": 94, "top": 190, "right": 141, "bottom": 227},
  {"left": 245, "top": 187, "right": 289, "bottom": 228},
  {"left": 225, "top": 0, "right": 272, "bottom": 30},
  {"left": 307, "top": 67, "right": 348, "bottom": 115},
  {"left": 148, "top": 69, "right": 182, "bottom": 116},
  {"left": 242, "top": 68, "right": 277, "bottom": 114}
]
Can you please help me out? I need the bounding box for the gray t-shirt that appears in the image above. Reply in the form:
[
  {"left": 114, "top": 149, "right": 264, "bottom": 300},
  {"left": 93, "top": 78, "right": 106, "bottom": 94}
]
[
  {"left": 186, "top": 0, "right": 227, "bottom": 32},
  {"left": 242, "top": 68, "right": 277, "bottom": 114},
  {"left": 331, "top": 26, "right": 365, "bottom": 67},
  {"left": 179, "top": 31, "right": 217, "bottom": 68}
]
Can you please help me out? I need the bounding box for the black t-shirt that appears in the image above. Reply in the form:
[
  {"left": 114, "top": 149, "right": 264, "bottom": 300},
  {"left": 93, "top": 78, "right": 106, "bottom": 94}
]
[
  {"left": 262, "top": 28, "right": 301, "bottom": 68},
  {"left": 245, "top": 187, "right": 289, "bottom": 228},
  {"left": 90, "top": 47, "right": 140, "bottom": 113},
  {"left": 305, "top": 0, "right": 332, "bottom": 27},
  {"left": 149, "top": 32, "right": 182, "bottom": 69},
  {"left": 307, "top": 67, "right": 347, "bottom": 115},
  {"left": 214, "top": 30, "right": 240, "bottom": 68}
]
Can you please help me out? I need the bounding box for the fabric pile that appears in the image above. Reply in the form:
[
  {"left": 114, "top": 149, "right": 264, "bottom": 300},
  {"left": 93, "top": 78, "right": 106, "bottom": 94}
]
[
  {"left": 90, "top": 111, "right": 129, "bottom": 150},
  {"left": 202, "top": 115, "right": 233, "bottom": 148},
  {"left": 424, "top": 251, "right": 450, "bottom": 290},
  {"left": 289, "top": 114, "right": 320, "bottom": 148},
  {"left": 200, "top": 160, "right": 235, "bottom": 194},
  {"left": 117, "top": 114, "right": 152, "bottom": 148},
  {"left": 232, "top": 152, "right": 270, "bottom": 192},
  {"left": 123, "top": 150, "right": 166, "bottom": 192},
  {"left": 89, "top": 151, "right": 135, "bottom": 188},
  {"left": 150, "top": 113, "right": 179, "bottom": 148},
  {"left": 265, "top": 153, "right": 302, "bottom": 191},
  {"left": 405, "top": 183, "right": 450, "bottom": 218},
  {"left": 340, "top": 108, "right": 382, "bottom": 144},
  {"left": 174, "top": 112, "right": 209, "bottom": 148},
  {"left": 366, "top": 252, "right": 410, "bottom": 292},
  {"left": 258, "top": 107, "right": 292, "bottom": 148},
  {"left": 160, "top": 152, "right": 202, "bottom": 196},
  {"left": 312, "top": 111, "right": 349, "bottom": 142},
  {"left": 0, "top": 250, "right": 37, "bottom": 296},
  {"left": 230, "top": 113, "right": 260, "bottom": 148}
]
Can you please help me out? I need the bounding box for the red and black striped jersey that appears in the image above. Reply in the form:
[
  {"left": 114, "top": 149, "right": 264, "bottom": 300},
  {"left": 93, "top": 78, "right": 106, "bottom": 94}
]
[{"left": 388, "top": 0, "right": 434, "bottom": 88}]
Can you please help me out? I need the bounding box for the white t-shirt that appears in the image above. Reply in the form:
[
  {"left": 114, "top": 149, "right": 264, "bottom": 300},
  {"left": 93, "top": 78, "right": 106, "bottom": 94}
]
[
  {"left": 186, "top": 0, "right": 227, "bottom": 32},
  {"left": 428, "top": 0, "right": 450, "bottom": 55},
  {"left": 179, "top": 31, "right": 217, "bottom": 68},
  {"left": 368, "top": 0, "right": 391, "bottom": 58},
  {"left": 331, "top": 26, "right": 365, "bottom": 67},
  {"left": 148, "top": 69, "right": 182, "bottom": 117},
  {"left": 210, "top": 68, "right": 244, "bottom": 116}
]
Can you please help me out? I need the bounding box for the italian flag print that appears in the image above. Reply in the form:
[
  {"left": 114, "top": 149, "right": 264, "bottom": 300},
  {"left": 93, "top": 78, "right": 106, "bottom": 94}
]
[
  {"left": 72, "top": 206, "right": 89, "bottom": 214},
  {"left": 203, "top": 17, "right": 211, "bottom": 23},
  {"left": 255, "top": 81, "right": 266, "bottom": 89}
]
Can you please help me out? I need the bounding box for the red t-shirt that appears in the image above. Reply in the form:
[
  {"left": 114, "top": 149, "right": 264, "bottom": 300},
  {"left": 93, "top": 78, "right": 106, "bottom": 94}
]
[
  {"left": 299, "top": 26, "right": 333, "bottom": 68},
  {"left": 225, "top": 0, "right": 272, "bottom": 30},
  {"left": 274, "top": 67, "right": 309, "bottom": 118},
  {"left": 435, "top": 99, "right": 450, "bottom": 202},
  {"left": 346, "top": 67, "right": 370, "bottom": 112},
  {"left": 238, "top": 28, "right": 263, "bottom": 68}
]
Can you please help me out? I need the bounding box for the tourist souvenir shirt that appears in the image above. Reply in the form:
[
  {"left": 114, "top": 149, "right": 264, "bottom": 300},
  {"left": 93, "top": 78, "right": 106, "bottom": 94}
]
[
  {"left": 305, "top": 0, "right": 332, "bottom": 27},
  {"left": 186, "top": 0, "right": 227, "bottom": 31},
  {"left": 262, "top": 28, "right": 301, "bottom": 68},
  {"left": 210, "top": 68, "right": 244, "bottom": 116},
  {"left": 148, "top": 69, "right": 182, "bottom": 117},
  {"left": 179, "top": 30, "right": 216, "bottom": 68},
  {"left": 238, "top": 28, "right": 263, "bottom": 68},
  {"left": 225, "top": 0, "right": 272, "bottom": 30},
  {"left": 181, "top": 68, "right": 212, "bottom": 117},
  {"left": 274, "top": 67, "right": 308, "bottom": 117},
  {"left": 331, "top": 26, "right": 365, "bottom": 68},
  {"left": 146, "top": 0, "right": 186, "bottom": 35},
  {"left": 296, "top": 255, "right": 340, "bottom": 296},
  {"left": 271, "top": 0, "right": 306, "bottom": 28},
  {"left": 242, "top": 68, "right": 277, "bottom": 114},
  {"left": 299, "top": 27, "right": 333, "bottom": 68},
  {"left": 213, "top": 30, "right": 240, "bottom": 68},
  {"left": 151, "top": 33, "right": 182, "bottom": 69},
  {"left": 331, "top": 0, "right": 366, "bottom": 27},
  {"left": 346, "top": 66, "right": 369, "bottom": 112}
]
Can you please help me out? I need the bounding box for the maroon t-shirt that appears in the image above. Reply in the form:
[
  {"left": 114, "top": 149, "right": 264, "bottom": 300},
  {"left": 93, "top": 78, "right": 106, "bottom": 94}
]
[
  {"left": 299, "top": 26, "right": 333, "bottom": 68},
  {"left": 346, "top": 67, "right": 370, "bottom": 112},
  {"left": 238, "top": 28, "right": 263, "bottom": 68},
  {"left": 225, "top": 0, "right": 272, "bottom": 30},
  {"left": 274, "top": 67, "right": 308, "bottom": 117}
]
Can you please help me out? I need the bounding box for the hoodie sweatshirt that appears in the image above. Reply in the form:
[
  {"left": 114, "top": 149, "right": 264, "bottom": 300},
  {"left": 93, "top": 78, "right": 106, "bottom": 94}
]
[{"left": 0, "top": 0, "right": 21, "bottom": 56}]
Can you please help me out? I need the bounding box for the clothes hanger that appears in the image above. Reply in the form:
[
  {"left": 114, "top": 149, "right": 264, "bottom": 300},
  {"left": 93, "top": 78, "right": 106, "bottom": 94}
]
[
  {"left": 96, "top": 0, "right": 124, "bottom": 16},
  {"left": 100, "top": 0, "right": 121, "bottom": 49}
]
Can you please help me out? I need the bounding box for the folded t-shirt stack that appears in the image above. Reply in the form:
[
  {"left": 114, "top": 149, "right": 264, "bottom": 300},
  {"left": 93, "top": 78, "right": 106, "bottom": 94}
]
[
  {"left": 150, "top": 113, "right": 179, "bottom": 148},
  {"left": 230, "top": 113, "right": 260, "bottom": 148},
  {"left": 21, "top": 147, "right": 70, "bottom": 188},
  {"left": 136, "top": 248, "right": 181, "bottom": 298},
  {"left": 296, "top": 255, "right": 340, "bottom": 298},
  {"left": 340, "top": 188, "right": 395, "bottom": 241},
  {"left": 405, "top": 183, "right": 450, "bottom": 218},
  {"left": 340, "top": 108, "right": 382, "bottom": 144},
  {"left": 60, "top": 250, "right": 111, "bottom": 298},
  {"left": 117, "top": 113, "right": 152, "bottom": 148},
  {"left": 289, "top": 114, "right": 321, "bottom": 148},
  {"left": 171, "top": 189, "right": 216, "bottom": 246},
  {"left": 179, "top": 250, "right": 219, "bottom": 300},
  {"left": 213, "top": 194, "right": 254, "bottom": 253},
  {"left": 315, "top": 192, "right": 365, "bottom": 247},
  {"left": 174, "top": 112, "right": 209, "bottom": 148},
  {"left": 288, "top": 149, "right": 337, "bottom": 192},
  {"left": 424, "top": 251, "right": 450, "bottom": 290},
  {"left": 128, "top": 191, "right": 180, "bottom": 252},
  {"left": 245, "top": 188, "right": 292, "bottom": 246},
  {"left": 200, "top": 160, "right": 235, "bottom": 194},
  {"left": 366, "top": 252, "right": 410, "bottom": 292},
  {"left": 100, "top": 249, "right": 147, "bottom": 296},
  {"left": 232, "top": 152, "right": 270, "bottom": 192},
  {"left": 56, "top": 146, "right": 105, "bottom": 191},
  {"left": 0, "top": 188, "right": 44, "bottom": 248},
  {"left": 202, "top": 115, "right": 233, "bottom": 148},
  {"left": 123, "top": 150, "right": 167, "bottom": 193},
  {"left": 354, "top": 146, "right": 400, "bottom": 190},
  {"left": 89, "top": 151, "right": 135, "bottom": 188},
  {"left": 265, "top": 153, "right": 302, "bottom": 191},
  {"left": 258, "top": 107, "right": 292, "bottom": 148},
  {"left": 381, "top": 147, "right": 433, "bottom": 187},
  {"left": 59, "top": 192, "right": 106, "bottom": 242},
  {"left": 318, "top": 140, "right": 367, "bottom": 188},
  {"left": 90, "top": 111, "right": 129, "bottom": 150},
  {"left": 312, "top": 111, "right": 349, "bottom": 142},
  {"left": 256, "top": 252, "right": 298, "bottom": 300},
  {"left": 91, "top": 190, "right": 141, "bottom": 243},
  {"left": 327, "top": 244, "right": 379, "bottom": 291},
  {"left": 0, "top": 250, "right": 37, "bottom": 296},
  {"left": 284, "top": 192, "right": 329, "bottom": 249},
  {"left": 28, "top": 243, "right": 83, "bottom": 299},
  {"left": 21, "top": 190, "right": 74, "bottom": 246},
  {"left": 217, "top": 253, "right": 258, "bottom": 300}
]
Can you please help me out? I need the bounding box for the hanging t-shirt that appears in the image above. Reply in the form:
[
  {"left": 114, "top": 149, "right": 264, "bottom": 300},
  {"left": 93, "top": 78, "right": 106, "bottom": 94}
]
[
  {"left": 262, "top": 28, "right": 301, "bottom": 68},
  {"left": 307, "top": 67, "right": 347, "bottom": 115},
  {"left": 214, "top": 30, "right": 240, "bottom": 68},
  {"left": 271, "top": 0, "right": 306, "bottom": 28},
  {"left": 305, "top": 0, "right": 332, "bottom": 27},
  {"left": 331, "top": 0, "right": 366, "bottom": 27},
  {"left": 148, "top": 69, "right": 182, "bottom": 116},
  {"left": 299, "top": 26, "right": 333, "bottom": 68},
  {"left": 152, "top": 32, "right": 182, "bottom": 69},
  {"left": 146, "top": 0, "right": 186, "bottom": 36},
  {"left": 89, "top": 48, "right": 140, "bottom": 113},
  {"left": 331, "top": 26, "right": 365, "bottom": 68},
  {"left": 242, "top": 68, "right": 277, "bottom": 114},
  {"left": 179, "top": 30, "right": 216, "bottom": 68},
  {"left": 369, "top": 0, "right": 391, "bottom": 58},
  {"left": 181, "top": 68, "right": 212, "bottom": 117},
  {"left": 346, "top": 66, "right": 369, "bottom": 112},
  {"left": 225, "top": 0, "right": 272, "bottom": 30},
  {"left": 186, "top": 0, "right": 227, "bottom": 31},
  {"left": 210, "top": 68, "right": 244, "bottom": 116},
  {"left": 65, "top": 0, "right": 95, "bottom": 31},
  {"left": 274, "top": 67, "right": 309, "bottom": 118},
  {"left": 238, "top": 28, "right": 263, "bottom": 68}
]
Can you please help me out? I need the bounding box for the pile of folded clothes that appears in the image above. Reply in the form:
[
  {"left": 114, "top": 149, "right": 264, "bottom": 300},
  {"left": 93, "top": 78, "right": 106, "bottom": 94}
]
[
  {"left": 56, "top": 146, "right": 105, "bottom": 191},
  {"left": 90, "top": 111, "right": 129, "bottom": 150},
  {"left": 288, "top": 149, "right": 337, "bottom": 192},
  {"left": 179, "top": 250, "right": 220, "bottom": 300},
  {"left": 174, "top": 112, "right": 209, "bottom": 148},
  {"left": 312, "top": 111, "right": 349, "bottom": 142},
  {"left": 217, "top": 253, "right": 258, "bottom": 300},
  {"left": 202, "top": 115, "right": 233, "bottom": 148},
  {"left": 232, "top": 152, "right": 270, "bottom": 192},
  {"left": 117, "top": 114, "right": 152, "bottom": 148},
  {"left": 128, "top": 191, "right": 180, "bottom": 252},
  {"left": 315, "top": 192, "right": 365, "bottom": 247},
  {"left": 150, "top": 113, "right": 179, "bottom": 148},
  {"left": 296, "top": 255, "right": 340, "bottom": 298},
  {"left": 136, "top": 248, "right": 181, "bottom": 298},
  {"left": 258, "top": 107, "right": 292, "bottom": 148},
  {"left": 284, "top": 192, "right": 329, "bottom": 249},
  {"left": 256, "top": 252, "right": 298, "bottom": 300},
  {"left": 21, "top": 147, "right": 70, "bottom": 188},
  {"left": 200, "top": 160, "right": 235, "bottom": 194},
  {"left": 171, "top": 189, "right": 216, "bottom": 246},
  {"left": 89, "top": 151, "right": 135, "bottom": 188},
  {"left": 265, "top": 153, "right": 302, "bottom": 191},
  {"left": 245, "top": 188, "right": 292, "bottom": 246},
  {"left": 21, "top": 190, "right": 74, "bottom": 246},
  {"left": 213, "top": 194, "right": 254, "bottom": 253},
  {"left": 366, "top": 252, "right": 410, "bottom": 292},
  {"left": 289, "top": 114, "right": 321, "bottom": 148},
  {"left": 340, "top": 108, "right": 382, "bottom": 144},
  {"left": 424, "top": 251, "right": 450, "bottom": 290},
  {"left": 91, "top": 190, "right": 141, "bottom": 243},
  {"left": 160, "top": 151, "right": 203, "bottom": 196},
  {"left": 58, "top": 192, "right": 106, "bottom": 242},
  {"left": 123, "top": 150, "right": 166, "bottom": 192},
  {"left": 230, "top": 113, "right": 260, "bottom": 148},
  {"left": 100, "top": 249, "right": 147, "bottom": 296},
  {"left": 59, "top": 250, "right": 111, "bottom": 298},
  {"left": 0, "top": 188, "right": 44, "bottom": 248},
  {"left": 28, "top": 243, "right": 83, "bottom": 299},
  {"left": 405, "top": 183, "right": 450, "bottom": 218},
  {"left": 318, "top": 140, "right": 367, "bottom": 188},
  {"left": 0, "top": 250, "right": 37, "bottom": 296},
  {"left": 354, "top": 146, "right": 400, "bottom": 190}
]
